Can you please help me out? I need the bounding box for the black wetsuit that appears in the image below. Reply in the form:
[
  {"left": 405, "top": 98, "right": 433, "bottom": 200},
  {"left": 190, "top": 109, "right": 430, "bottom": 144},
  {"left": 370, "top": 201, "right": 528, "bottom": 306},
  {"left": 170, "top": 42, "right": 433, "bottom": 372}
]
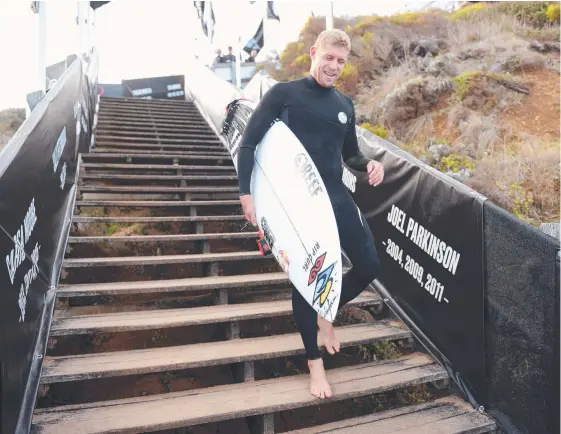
[{"left": 237, "top": 75, "right": 381, "bottom": 360}]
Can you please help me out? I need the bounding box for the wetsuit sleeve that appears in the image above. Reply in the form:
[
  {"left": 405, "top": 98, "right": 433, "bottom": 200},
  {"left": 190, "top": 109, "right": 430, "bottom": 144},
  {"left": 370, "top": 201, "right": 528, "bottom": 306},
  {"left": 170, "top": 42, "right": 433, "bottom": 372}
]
[
  {"left": 342, "top": 100, "right": 371, "bottom": 172},
  {"left": 237, "top": 84, "right": 286, "bottom": 195}
]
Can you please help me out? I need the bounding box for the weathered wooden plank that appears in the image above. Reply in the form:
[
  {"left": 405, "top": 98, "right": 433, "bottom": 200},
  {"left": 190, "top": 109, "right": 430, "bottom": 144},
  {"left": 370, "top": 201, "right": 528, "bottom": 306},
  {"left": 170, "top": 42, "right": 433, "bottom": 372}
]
[
  {"left": 98, "top": 114, "right": 199, "bottom": 124},
  {"left": 96, "top": 135, "right": 219, "bottom": 144},
  {"left": 72, "top": 212, "right": 244, "bottom": 222},
  {"left": 67, "top": 231, "right": 254, "bottom": 244},
  {"left": 94, "top": 130, "right": 217, "bottom": 139},
  {"left": 286, "top": 397, "right": 496, "bottom": 434},
  {"left": 83, "top": 153, "right": 231, "bottom": 162},
  {"left": 97, "top": 120, "right": 208, "bottom": 129},
  {"left": 98, "top": 110, "right": 196, "bottom": 118},
  {"left": 93, "top": 149, "right": 228, "bottom": 158},
  {"left": 62, "top": 250, "right": 266, "bottom": 268},
  {"left": 50, "top": 292, "right": 380, "bottom": 335},
  {"left": 57, "top": 272, "right": 285, "bottom": 296},
  {"left": 101, "top": 97, "right": 194, "bottom": 106},
  {"left": 90, "top": 142, "right": 223, "bottom": 150},
  {"left": 81, "top": 163, "right": 235, "bottom": 172},
  {"left": 80, "top": 174, "right": 237, "bottom": 182},
  {"left": 72, "top": 215, "right": 244, "bottom": 223},
  {"left": 78, "top": 185, "right": 238, "bottom": 193},
  {"left": 75, "top": 199, "right": 240, "bottom": 207},
  {"left": 41, "top": 323, "right": 411, "bottom": 383},
  {"left": 31, "top": 354, "right": 446, "bottom": 434}
]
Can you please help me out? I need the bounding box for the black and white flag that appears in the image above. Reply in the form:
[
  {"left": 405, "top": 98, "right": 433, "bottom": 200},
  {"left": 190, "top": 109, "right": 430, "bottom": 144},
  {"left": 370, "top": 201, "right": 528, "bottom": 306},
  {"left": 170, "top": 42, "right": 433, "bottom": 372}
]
[{"left": 193, "top": 1, "right": 215, "bottom": 43}]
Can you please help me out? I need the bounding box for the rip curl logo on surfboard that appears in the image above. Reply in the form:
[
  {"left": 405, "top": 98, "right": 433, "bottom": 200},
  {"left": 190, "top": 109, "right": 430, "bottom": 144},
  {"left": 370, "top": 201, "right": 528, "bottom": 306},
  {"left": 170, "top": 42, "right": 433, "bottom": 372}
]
[{"left": 308, "top": 252, "right": 335, "bottom": 308}]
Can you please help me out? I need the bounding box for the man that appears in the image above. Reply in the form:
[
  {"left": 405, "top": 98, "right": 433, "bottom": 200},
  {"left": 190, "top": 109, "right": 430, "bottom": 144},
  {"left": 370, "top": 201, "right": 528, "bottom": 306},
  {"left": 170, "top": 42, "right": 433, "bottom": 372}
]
[
  {"left": 224, "top": 46, "right": 236, "bottom": 63},
  {"left": 236, "top": 29, "right": 384, "bottom": 399},
  {"left": 246, "top": 49, "right": 258, "bottom": 63},
  {"left": 212, "top": 48, "right": 224, "bottom": 66}
]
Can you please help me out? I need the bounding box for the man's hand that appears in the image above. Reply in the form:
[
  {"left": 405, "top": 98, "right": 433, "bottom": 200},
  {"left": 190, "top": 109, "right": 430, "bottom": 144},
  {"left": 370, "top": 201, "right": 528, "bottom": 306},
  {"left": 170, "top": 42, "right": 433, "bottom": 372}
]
[
  {"left": 367, "top": 160, "right": 384, "bottom": 187},
  {"left": 240, "top": 194, "right": 257, "bottom": 226}
]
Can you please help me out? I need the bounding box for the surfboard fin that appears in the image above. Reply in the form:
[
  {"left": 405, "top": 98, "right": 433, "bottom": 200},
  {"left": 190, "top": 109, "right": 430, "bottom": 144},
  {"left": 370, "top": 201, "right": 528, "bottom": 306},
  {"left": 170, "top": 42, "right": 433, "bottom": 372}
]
[{"left": 256, "top": 238, "right": 272, "bottom": 256}]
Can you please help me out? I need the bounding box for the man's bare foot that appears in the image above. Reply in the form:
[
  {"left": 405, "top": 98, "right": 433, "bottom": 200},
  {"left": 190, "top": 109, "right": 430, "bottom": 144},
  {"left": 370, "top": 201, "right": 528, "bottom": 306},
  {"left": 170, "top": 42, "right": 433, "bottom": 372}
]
[
  {"left": 308, "top": 358, "right": 332, "bottom": 399},
  {"left": 318, "top": 315, "right": 340, "bottom": 355}
]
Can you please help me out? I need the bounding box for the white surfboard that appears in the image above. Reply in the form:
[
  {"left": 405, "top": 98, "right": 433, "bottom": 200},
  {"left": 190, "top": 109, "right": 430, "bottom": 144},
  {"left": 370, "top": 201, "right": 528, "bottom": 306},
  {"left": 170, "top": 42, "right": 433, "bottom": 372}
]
[{"left": 222, "top": 99, "right": 342, "bottom": 321}]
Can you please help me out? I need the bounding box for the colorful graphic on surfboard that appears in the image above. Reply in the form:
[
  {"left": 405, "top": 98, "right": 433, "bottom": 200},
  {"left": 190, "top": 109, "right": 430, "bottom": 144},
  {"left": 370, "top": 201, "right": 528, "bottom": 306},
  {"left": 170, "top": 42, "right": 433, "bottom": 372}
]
[{"left": 222, "top": 99, "right": 343, "bottom": 321}]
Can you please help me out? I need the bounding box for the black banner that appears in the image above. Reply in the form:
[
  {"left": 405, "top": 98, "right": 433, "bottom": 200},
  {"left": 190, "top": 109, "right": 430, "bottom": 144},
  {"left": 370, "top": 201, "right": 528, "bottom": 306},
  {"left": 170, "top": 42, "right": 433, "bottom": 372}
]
[
  {"left": 0, "top": 53, "right": 97, "bottom": 434},
  {"left": 122, "top": 75, "right": 186, "bottom": 100},
  {"left": 347, "top": 131, "right": 486, "bottom": 403},
  {"left": 483, "top": 202, "right": 559, "bottom": 434},
  {"left": 244, "top": 20, "right": 264, "bottom": 55}
]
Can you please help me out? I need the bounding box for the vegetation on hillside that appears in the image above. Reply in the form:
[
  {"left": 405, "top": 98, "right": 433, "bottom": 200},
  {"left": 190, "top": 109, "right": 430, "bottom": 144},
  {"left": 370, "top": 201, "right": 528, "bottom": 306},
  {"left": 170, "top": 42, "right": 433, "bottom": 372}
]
[
  {"left": 0, "top": 109, "right": 25, "bottom": 151},
  {"left": 265, "top": 1, "right": 560, "bottom": 225}
]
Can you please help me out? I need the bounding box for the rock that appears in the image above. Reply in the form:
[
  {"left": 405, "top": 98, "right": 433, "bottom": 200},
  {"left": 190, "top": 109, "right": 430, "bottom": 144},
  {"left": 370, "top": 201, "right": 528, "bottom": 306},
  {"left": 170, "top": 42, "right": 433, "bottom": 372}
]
[
  {"left": 428, "top": 143, "right": 452, "bottom": 164},
  {"left": 411, "top": 39, "right": 441, "bottom": 57},
  {"left": 446, "top": 168, "right": 473, "bottom": 183},
  {"left": 426, "top": 55, "right": 458, "bottom": 77},
  {"left": 529, "top": 40, "right": 561, "bottom": 53},
  {"left": 544, "top": 42, "right": 561, "bottom": 52},
  {"left": 457, "top": 46, "right": 487, "bottom": 61},
  {"left": 340, "top": 306, "right": 375, "bottom": 324},
  {"left": 540, "top": 222, "right": 560, "bottom": 240},
  {"left": 529, "top": 40, "right": 547, "bottom": 53}
]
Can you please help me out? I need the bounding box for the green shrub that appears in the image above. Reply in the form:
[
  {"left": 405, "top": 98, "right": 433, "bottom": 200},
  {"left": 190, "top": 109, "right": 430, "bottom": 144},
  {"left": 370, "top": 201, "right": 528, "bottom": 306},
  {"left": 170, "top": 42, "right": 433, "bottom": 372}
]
[
  {"left": 497, "top": 1, "right": 549, "bottom": 26},
  {"left": 361, "top": 122, "right": 389, "bottom": 139},
  {"left": 453, "top": 71, "right": 482, "bottom": 101},
  {"left": 450, "top": 3, "right": 490, "bottom": 21},
  {"left": 547, "top": 3, "right": 560, "bottom": 22},
  {"left": 440, "top": 153, "right": 475, "bottom": 173}
]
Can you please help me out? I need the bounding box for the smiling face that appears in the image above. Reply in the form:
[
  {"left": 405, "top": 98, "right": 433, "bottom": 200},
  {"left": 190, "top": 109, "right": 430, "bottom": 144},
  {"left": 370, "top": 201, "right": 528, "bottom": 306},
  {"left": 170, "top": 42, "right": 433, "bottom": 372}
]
[{"left": 309, "top": 30, "right": 351, "bottom": 88}]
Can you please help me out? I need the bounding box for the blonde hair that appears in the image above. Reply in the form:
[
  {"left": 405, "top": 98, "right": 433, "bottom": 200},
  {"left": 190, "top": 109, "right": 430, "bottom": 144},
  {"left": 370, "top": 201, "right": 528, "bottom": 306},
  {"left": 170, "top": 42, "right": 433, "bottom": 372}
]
[{"left": 314, "top": 29, "right": 351, "bottom": 51}]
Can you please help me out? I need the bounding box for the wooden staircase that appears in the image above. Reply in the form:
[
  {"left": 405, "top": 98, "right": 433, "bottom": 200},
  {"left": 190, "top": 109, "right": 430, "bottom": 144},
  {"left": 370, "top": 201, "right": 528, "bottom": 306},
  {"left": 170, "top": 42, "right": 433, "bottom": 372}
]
[{"left": 31, "top": 96, "right": 497, "bottom": 434}]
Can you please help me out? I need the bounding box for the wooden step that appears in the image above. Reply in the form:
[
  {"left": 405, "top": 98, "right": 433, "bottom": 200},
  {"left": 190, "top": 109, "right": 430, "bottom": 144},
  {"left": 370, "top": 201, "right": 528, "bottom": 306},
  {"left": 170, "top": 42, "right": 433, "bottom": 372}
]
[
  {"left": 83, "top": 153, "right": 231, "bottom": 162},
  {"left": 62, "top": 250, "right": 267, "bottom": 268},
  {"left": 90, "top": 142, "right": 223, "bottom": 150},
  {"left": 94, "top": 130, "right": 217, "bottom": 138},
  {"left": 99, "top": 109, "right": 199, "bottom": 117},
  {"left": 67, "top": 232, "right": 256, "bottom": 244},
  {"left": 57, "top": 272, "right": 285, "bottom": 296},
  {"left": 72, "top": 215, "right": 244, "bottom": 223},
  {"left": 93, "top": 149, "right": 229, "bottom": 157},
  {"left": 96, "top": 128, "right": 216, "bottom": 137},
  {"left": 78, "top": 185, "right": 239, "bottom": 193},
  {"left": 99, "top": 109, "right": 197, "bottom": 117},
  {"left": 75, "top": 199, "right": 240, "bottom": 207},
  {"left": 81, "top": 163, "right": 235, "bottom": 172},
  {"left": 32, "top": 353, "right": 446, "bottom": 434},
  {"left": 50, "top": 292, "right": 380, "bottom": 335},
  {"left": 81, "top": 174, "right": 237, "bottom": 182},
  {"left": 99, "top": 104, "right": 197, "bottom": 112},
  {"left": 41, "top": 322, "right": 410, "bottom": 383},
  {"left": 101, "top": 97, "right": 193, "bottom": 106},
  {"left": 94, "top": 150, "right": 230, "bottom": 159},
  {"left": 96, "top": 135, "right": 219, "bottom": 144},
  {"left": 286, "top": 397, "right": 496, "bottom": 434},
  {"left": 97, "top": 119, "right": 209, "bottom": 129},
  {"left": 98, "top": 114, "right": 199, "bottom": 123},
  {"left": 69, "top": 231, "right": 253, "bottom": 244}
]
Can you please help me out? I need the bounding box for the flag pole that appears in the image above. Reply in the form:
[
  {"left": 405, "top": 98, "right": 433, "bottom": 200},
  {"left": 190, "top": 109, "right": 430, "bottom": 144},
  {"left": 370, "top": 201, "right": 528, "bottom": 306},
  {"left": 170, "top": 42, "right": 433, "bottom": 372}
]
[
  {"left": 236, "top": 35, "right": 242, "bottom": 88},
  {"left": 326, "top": 1, "right": 334, "bottom": 30}
]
